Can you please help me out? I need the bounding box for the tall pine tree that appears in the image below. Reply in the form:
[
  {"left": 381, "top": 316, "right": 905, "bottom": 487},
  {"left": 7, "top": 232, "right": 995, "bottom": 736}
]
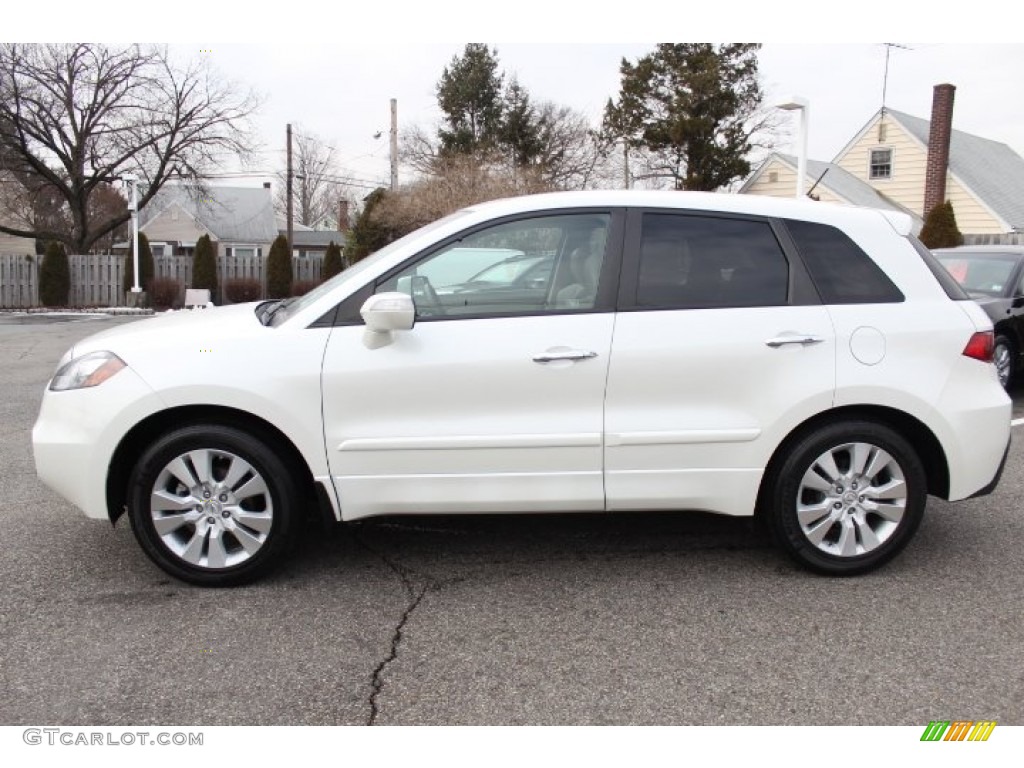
[
  {"left": 603, "top": 44, "right": 766, "bottom": 191},
  {"left": 437, "top": 44, "right": 505, "bottom": 157}
]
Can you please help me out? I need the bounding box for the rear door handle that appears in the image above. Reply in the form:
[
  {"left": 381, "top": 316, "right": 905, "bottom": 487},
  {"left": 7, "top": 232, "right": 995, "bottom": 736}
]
[
  {"left": 532, "top": 349, "right": 598, "bottom": 363},
  {"left": 764, "top": 334, "right": 824, "bottom": 348}
]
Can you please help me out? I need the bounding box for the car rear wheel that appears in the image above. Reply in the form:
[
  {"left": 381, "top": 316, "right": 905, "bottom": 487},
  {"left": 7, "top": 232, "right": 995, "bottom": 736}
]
[
  {"left": 994, "top": 334, "right": 1014, "bottom": 389},
  {"left": 768, "top": 421, "right": 926, "bottom": 575},
  {"left": 127, "top": 425, "right": 299, "bottom": 586}
]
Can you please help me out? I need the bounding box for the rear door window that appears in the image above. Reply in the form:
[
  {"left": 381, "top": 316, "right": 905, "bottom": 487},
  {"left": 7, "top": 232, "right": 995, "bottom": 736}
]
[{"left": 634, "top": 214, "right": 789, "bottom": 309}]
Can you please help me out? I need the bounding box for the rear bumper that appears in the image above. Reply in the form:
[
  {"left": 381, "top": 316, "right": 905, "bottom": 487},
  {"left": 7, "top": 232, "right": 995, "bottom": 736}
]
[{"left": 969, "top": 435, "right": 1011, "bottom": 499}]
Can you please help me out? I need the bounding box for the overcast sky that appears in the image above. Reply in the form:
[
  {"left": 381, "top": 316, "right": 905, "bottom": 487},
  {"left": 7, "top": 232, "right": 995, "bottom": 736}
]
[
  {"left": 178, "top": 42, "right": 1024, "bottom": 192},
  {"left": 10, "top": 2, "right": 1024, "bottom": 193}
]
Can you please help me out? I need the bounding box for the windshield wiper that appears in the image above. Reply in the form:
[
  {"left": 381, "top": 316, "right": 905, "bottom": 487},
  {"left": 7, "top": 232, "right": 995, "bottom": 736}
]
[{"left": 261, "top": 298, "right": 294, "bottom": 326}]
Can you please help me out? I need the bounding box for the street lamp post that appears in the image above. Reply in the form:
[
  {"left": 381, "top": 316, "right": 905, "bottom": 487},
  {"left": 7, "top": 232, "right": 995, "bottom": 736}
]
[
  {"left": 777, "top": 96, "right": 809, "bottom": 199},
  {"left": 122, "top": 174, "right": 141, "bottom": 293}
]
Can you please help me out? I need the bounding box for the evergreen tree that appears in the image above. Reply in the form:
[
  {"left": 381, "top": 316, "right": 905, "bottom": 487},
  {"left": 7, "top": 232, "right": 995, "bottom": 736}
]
[
  {"left": 919, "top": 201, "right": 965, "bottom": 249},
  {"left": 437, "top": 44, "right": 505, "bottom": 156},
  {"left": 603, "top": 44, "right": 766, "bottom": 191},
  {"left": 122, "top": 232, "right": 155, "bottom": 294},
  {"left": 192, "top": 234, "right": 218, "bottom": 294},
  {"left": 39, "top": 240, "right": 70, "bottom": 306},
  {"left": 322, "top": 240, "right": 344, "bottom": 280},
  {"left": 499, "top": 77, "right": 545, "bottom": 167},
  {"left": 265, "top": 234, "right": 293, "bottom": 299}
]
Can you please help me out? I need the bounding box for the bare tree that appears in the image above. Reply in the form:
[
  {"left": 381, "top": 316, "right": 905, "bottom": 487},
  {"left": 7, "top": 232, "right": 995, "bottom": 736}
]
[
  {"left": 274, "top": 128, "right": 357, "bottom": 228},
  {"left": 0, "top": 44, "right": 258, "bottom": 253}
]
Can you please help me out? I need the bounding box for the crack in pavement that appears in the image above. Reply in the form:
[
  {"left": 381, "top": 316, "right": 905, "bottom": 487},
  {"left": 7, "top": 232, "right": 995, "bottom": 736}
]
[{"left": 352, "top": 529, "right": 442, "bottom": 726}]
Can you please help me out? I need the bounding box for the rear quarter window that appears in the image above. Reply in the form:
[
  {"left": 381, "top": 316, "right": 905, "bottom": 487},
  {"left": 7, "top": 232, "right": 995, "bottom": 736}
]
[{"left": 786, "top": 219, "right": 904, "bottom": 304}]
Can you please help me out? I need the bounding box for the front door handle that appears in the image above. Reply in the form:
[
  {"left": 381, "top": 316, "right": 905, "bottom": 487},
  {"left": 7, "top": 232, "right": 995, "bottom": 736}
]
[
  {"left": 764, "top": 334, "right": 825, "bottom": 348},
  {"left": 532, "top": 349, "right": 598, "bottom": 363}
]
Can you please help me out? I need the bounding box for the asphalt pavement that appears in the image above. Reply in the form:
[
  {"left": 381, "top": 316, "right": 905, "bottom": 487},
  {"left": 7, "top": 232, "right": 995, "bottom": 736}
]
[{"left": 1, "top": 313, "right": 1022, "bottom": 725}]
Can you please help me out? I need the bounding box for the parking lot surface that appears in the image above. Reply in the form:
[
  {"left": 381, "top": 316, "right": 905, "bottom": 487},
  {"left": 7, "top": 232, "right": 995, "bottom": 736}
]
[{"left": 1, "top": 314, "right": 1022, "bottom": 725}]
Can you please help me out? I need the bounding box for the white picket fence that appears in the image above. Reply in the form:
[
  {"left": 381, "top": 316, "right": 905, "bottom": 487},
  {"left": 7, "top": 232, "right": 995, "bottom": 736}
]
[{"left": 0, "top": 253, "right": 323, "bottom": 308}]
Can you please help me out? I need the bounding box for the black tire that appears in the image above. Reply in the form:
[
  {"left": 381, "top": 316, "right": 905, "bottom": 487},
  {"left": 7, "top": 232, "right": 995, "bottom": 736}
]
[
  {"left": 127, "top": 424, "right": 300, "bottom": 586},
  {"left": 994, "top": 334, "right": 1014, "bottom": 390},
  {"left": 768, "top": 420, "right": 926, "bottom": 576}
]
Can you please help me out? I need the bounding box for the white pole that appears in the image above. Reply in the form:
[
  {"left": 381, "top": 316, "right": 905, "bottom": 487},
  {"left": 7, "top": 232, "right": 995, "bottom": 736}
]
[
  {"left": 796, "top": 104, "right": 808, "bottom": 199},
  {"left": 127, "top": 175, "right": 141, "bottom": 293},
  {"left": 776, "top": 96, "right": 809, "bottom": 200}
]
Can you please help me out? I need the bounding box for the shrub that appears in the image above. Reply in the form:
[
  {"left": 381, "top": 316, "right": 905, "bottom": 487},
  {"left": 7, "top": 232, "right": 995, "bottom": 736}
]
[
  {"left": 192, "top": 234, "right": 218, "bottom": 295},
  {"left": 290, "top": 279, "right": 321, "bottom": 297},
  {"left": 266, "top": 234, "right": 292, "bottom": 299},
  {"left": 39, "top": 241, "right": 70, "bottom": 307},
  {"left": 123, "top": 232, "right": 155, "bottom": 293},
  {"left": 223, "top": 278, "right": 263, "bottom": 304},
  {"left": 919, "top": 200, "right": 964, "bottom": 249},
  {"left": 322, "top": 241, "right": 344, "bottom": 280},
  {"left": 147, "top": 277, "right": 183, "bottom": 310}
]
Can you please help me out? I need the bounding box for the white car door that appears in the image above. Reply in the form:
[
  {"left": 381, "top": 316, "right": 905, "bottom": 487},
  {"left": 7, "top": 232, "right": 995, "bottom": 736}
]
[
  {"left": 603, "top": 210, "right": 836, "bottom": 516},
  {"left": 321, "top": 210, "right": 623, "bottom": 519}
]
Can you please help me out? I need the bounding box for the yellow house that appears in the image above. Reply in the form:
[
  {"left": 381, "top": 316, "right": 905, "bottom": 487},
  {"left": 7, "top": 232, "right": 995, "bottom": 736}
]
[{"left": 742, "top": 86, "right": 1024, "bottom": 240}]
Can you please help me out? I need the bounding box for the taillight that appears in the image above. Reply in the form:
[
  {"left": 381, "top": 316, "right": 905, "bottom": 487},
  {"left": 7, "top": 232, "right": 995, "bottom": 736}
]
[{"left": 963, "top": 331, "right": 994, "bottom": 363}]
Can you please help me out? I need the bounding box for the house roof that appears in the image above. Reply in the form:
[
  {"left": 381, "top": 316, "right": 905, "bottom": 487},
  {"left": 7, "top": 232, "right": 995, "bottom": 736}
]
[
  {"left": 781, "top": 154, "right": 918, "bottom": 216},
  {"left": 740, "top": 153, "right": 922, "bottom": 225},
  {"left": 879, "top": 109, "right": 1024, "bottom": 231},
  {"left": 286, "top": 229, "right": 346, "bottom": 248},
  {"left": 140, "top": 185, "right": 278, "bottom": 243},
  {"left": 832, "top": 107, "right": 1024, "bottom": 232}
]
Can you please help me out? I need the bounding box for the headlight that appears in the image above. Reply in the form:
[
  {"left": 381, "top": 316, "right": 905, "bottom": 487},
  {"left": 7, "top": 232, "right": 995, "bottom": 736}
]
[{"left": 49, "top": 351, "right": 127, "bottom": 391}]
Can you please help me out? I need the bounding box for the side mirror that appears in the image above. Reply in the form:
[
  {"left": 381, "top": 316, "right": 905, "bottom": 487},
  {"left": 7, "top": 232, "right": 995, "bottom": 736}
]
[
  {"left": 1012, "top": 296, "right": 1024, "bottom": 309},
  {"left": 360, "top": 292, "right": 415, "bottom": 349}
]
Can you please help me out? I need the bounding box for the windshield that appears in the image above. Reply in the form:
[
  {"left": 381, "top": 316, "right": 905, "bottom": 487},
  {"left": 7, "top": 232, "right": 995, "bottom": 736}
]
[
  {"left": 934, "top": 252, "right": 1019, "bottom": 297},
  {"left": 269, "top": 209, "right": 473, "bottom": 326}
]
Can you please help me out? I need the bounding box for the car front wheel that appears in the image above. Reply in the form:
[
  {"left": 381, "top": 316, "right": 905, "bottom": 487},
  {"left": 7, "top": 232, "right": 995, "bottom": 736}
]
[
  {"left": 768, "top": 421, "right": 927, "bottom": 575},
  {"left": 127, "top": 425, "right": 299, "bottom": 586}
]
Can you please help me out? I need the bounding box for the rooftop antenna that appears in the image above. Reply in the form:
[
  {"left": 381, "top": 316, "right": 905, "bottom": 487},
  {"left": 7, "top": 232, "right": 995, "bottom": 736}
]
[{"left": 881, "top": 43, "right": 911, "bottom": 109}]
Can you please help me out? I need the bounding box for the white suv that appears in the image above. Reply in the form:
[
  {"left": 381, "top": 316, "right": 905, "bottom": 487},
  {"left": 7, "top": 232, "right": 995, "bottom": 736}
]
[{"left": 32, "top": 191, "right": 1011, "bottom": 585}]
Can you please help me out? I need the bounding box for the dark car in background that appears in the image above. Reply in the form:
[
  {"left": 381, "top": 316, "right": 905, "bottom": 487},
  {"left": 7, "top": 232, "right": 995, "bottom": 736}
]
[{"left": 933, "top": 246, "right": 1024, "bottom": 389}]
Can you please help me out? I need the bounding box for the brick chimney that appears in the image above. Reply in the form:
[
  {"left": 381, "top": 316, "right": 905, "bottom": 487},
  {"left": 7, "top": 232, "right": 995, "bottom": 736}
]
[
  {"left": 923, "top": 83, "right": 956, "bottom": 216},
  {"left": 337, "top": 200, "right": 350, "bottom": 233}
]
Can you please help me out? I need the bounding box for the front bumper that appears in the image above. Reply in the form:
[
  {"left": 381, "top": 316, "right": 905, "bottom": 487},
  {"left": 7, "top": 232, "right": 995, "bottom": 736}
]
[{"left": 32, "top": 366, "right": 164, "bottom": 520}]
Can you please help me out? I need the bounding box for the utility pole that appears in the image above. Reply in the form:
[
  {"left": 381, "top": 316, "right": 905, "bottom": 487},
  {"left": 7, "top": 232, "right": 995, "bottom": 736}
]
[
  {"left": 623, "top": 142, "right": 630, "bottom": 189},
  {"left": 286, "top": 123, "right": 294, "bottom": 255},
  {"left": 390, "top": 99, "right": 398, "bottom": 192}
]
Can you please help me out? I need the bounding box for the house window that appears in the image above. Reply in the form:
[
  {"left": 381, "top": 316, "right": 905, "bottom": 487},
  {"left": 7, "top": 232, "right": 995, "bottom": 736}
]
[
  {"left": 870, "top": 148, "right": 892, "bottom": 180},
  {"left": 768, "top": 171, "right": 779, "bottom": 183}
]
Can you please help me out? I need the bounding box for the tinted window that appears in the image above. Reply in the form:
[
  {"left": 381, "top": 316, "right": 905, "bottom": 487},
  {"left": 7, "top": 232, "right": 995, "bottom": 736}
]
[
  {"left": 378, "top": 213, "right": 610, "bottom": 318},
  {"left": 636, "top": 214, "right": 788, "bottom": 309},
  {"left": 787, "top": 220, "right": 904, "bottom": 304}
]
